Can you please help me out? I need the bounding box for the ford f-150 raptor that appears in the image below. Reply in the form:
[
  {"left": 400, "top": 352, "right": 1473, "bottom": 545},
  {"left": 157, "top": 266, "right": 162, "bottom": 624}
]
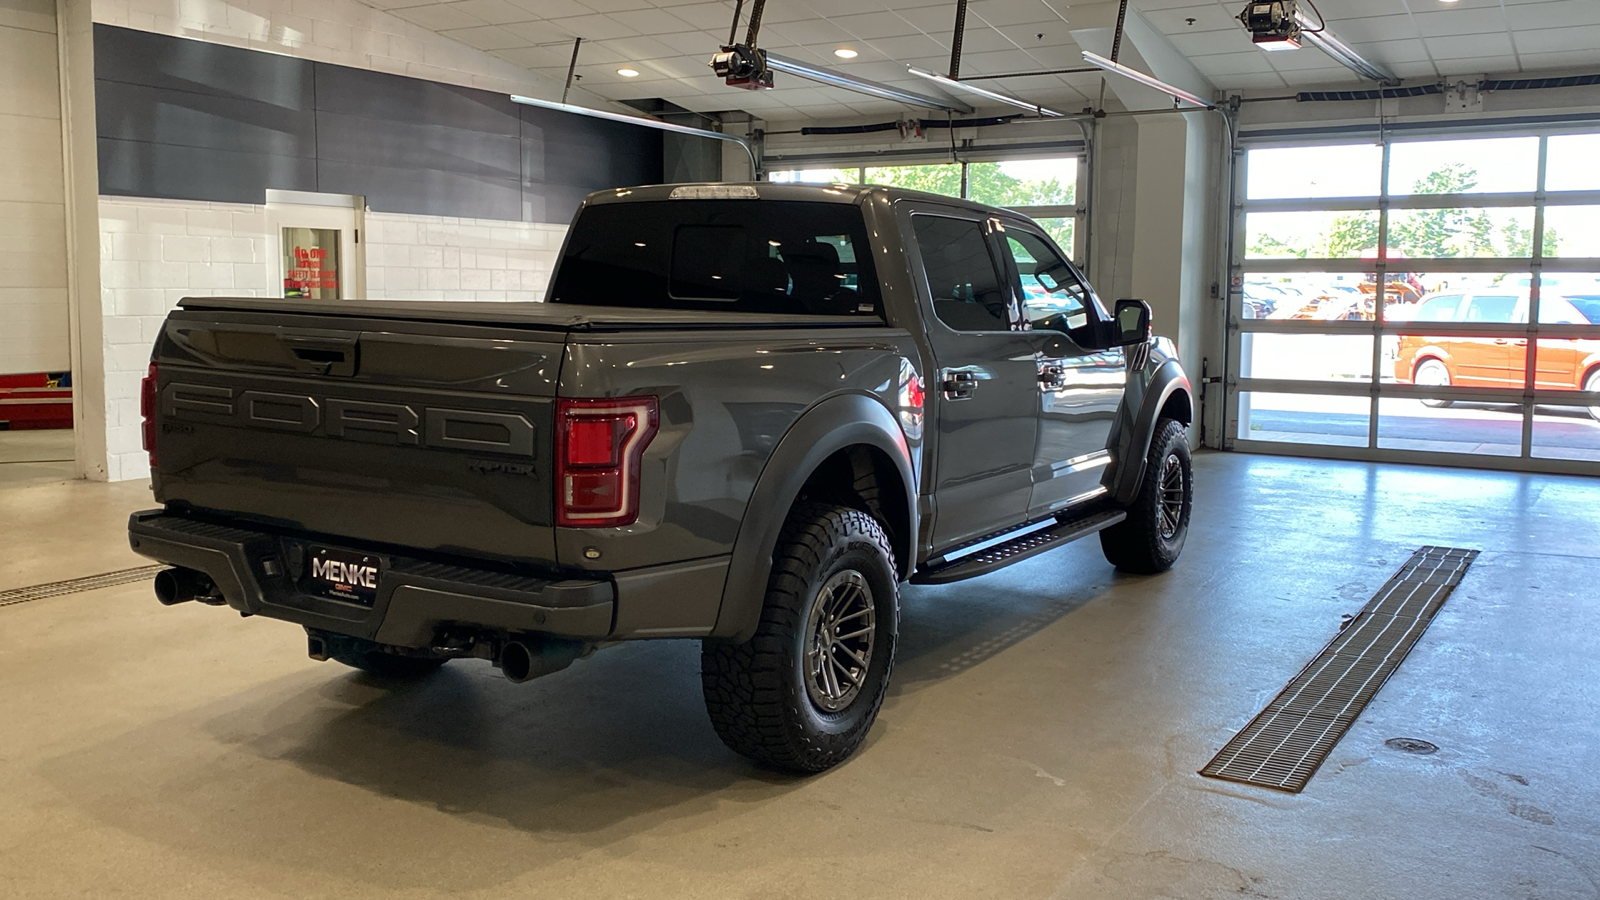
[{"left": 129, "top": 182, "right": 1194, "bottom": 772}]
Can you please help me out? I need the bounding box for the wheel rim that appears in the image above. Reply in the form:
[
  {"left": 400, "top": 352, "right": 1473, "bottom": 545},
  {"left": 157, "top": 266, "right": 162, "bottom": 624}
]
[
  {"left": 1157, "top": 453, "right": 1186, "bottom": 540},
  {"left": 804, "top": 570, "right": 876, "bottom": 713},
  {"left": 1587, "top": 374, "right": 1600, "bottom": 419},
  {"left": 1417, "top": 361, "right": 1449, "bottom": 388}
]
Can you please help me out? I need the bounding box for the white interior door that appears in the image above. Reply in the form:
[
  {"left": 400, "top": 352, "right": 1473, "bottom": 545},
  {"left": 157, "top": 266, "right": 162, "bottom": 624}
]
[{"left": 265, "top": 191, "right": 366, "bottom": 300}]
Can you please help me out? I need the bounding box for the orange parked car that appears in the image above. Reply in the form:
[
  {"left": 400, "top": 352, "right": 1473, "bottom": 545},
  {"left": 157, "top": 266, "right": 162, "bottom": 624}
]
[{"left": 1392, "top": 291, "right": 1600, "bottom": 420}]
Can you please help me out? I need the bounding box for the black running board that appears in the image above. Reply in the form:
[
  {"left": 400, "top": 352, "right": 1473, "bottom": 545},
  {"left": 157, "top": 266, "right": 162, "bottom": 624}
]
[{"left": 911, "top": 509, "right": 1127, "bottom": 585}]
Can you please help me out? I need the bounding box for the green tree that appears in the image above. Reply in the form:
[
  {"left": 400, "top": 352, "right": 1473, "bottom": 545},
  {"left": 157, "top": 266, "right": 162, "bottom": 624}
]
[
  {"left": 1324, "top": 211, "right": 1380, "bottom": 258},
  {"left": 1249, "top": 233, "right": 1308, "bottom": 259},
  {"left": 1498, "top": 220, "right": 1560, "bottom": 257},
  {"left": 1388, "top": 163, "right": 1500, "bottom": 258}
]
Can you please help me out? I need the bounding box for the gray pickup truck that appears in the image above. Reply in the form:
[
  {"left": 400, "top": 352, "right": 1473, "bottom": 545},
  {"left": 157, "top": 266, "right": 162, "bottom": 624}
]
[{"left": 130, "top": 182, "right": 1193, "bottom": 772}]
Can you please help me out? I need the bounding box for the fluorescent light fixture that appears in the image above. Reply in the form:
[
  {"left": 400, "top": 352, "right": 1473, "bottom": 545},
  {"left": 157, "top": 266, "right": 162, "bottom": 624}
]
[
  {"left": 1081, "top": 51, "right": 1216, "bottom": 109},
  {"left": 509, "top": 94, "right": 757, "bottom": 169},
  {"left": 1294, "top": 16, "right": 1397, "bottom": 84},
  {"left": 833, "top": 48, "right": 858, "bottom": 59},
  {"left": 906, "top": 66, "right": 1063, "bottom": 117},
  {"left": 765, "top": 53, "right": 971, "bottom": 113},
  {"left": 616, "top": 67, "right": 640, "bottom": 77}
]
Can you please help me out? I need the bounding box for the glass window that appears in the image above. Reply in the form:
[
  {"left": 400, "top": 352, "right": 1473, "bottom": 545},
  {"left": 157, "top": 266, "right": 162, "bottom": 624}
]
[
  {"left": 1237, "top": 392, "right": 1369, "bottom": 447},
  {"left": 1241, "top": 274, "right": 1368, "bottom": 320},
  {"left": 1546, "top": 134, "right": 1600, "bottom": 192},
  {"left": 1386, "top": 207, "right": 1536, "bottom": 259},
  {"left": 282, "top": 227, "right": 341, "bottom": 300},
  {"left": 866, "top": 164, "right": 962, "bottom": 197},
  {"left": 1463, "top": 294, "right": 1519, "bottom": 323},
  {"left": 1240, "top": 334, "right": 1373, "bottom": 382},
  {"left": 1377, "top": 397, "right": 1521, "bottom": 456},
  {"left": 767, "top": 168, "right": 857, "bottom": 184},
  {"left": 1542, "top": 206, "right": 1600, "bottom": 258},
  {"left": 1004, "top": 231, "right": 1091, "bottom": 332},
  {"left": 1387, "top": 137, "right": 1540, "bottom": 196},
  {"left": 1246, "top": 144, "right": 1383, "bottom": 200},
  {"left": 967, "top": 158, "right": 1077, "bottom": 208},
  {"left": 1383, "top": 271, "right": 1524, "bottom": 322},
  {"left": 1548, "top": 273, "right": 1600, "bottom": 324},
  {"left": 1246, "top": 210, "right": 1378, "bottom": 259},
  {"left": 1031, "top": 217, "right": 1075, "bottom": 257},
  {"left": 549, "top": 200, "right": 882, "bottom": 318},
  {"left": 913, "top": 215, "right": 1011, "bottom": 332}
]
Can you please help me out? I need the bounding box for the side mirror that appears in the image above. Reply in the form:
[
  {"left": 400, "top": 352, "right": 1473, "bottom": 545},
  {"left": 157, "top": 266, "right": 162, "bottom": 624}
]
[{"left": 1113, "top": 299, "right": 1152, "bottom": 346}]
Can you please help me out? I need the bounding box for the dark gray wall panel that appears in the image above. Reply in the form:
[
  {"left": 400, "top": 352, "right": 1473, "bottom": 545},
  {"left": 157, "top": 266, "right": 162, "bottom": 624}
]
[
  {"left": 96, "top": 80, "right": 316, "bottom": 158},
  {"left": 318, "top": 161, "right": 523, "bottom": 221},
  {"left": 314, "top": 64, "right": 521, "bottom": 136},
  {"left": 93, "top": 24, "right": 313, "bottom": 108},
  {"left": 98, "top": 138, "right": 317, "bottom": 204},
  {"left": 95, "top": 25, "right": 667, "bottom": 222}
]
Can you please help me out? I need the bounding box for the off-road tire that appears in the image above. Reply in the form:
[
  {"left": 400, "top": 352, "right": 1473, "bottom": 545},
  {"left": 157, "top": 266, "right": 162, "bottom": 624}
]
[
  {"left": 1100, "top": 417, "right": 1192, "bottom": 575},
  {"left": 701, "top": 503, "right": 899, "bottom": 773},
  {"left": 331, "top": 642, "right": 448, "bottom": 678}
]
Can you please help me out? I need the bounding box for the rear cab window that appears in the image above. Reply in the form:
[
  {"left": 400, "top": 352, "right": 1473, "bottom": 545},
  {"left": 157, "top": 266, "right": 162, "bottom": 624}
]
[{"left": 549, "top": 200, "right": 883, "bottom": 319}]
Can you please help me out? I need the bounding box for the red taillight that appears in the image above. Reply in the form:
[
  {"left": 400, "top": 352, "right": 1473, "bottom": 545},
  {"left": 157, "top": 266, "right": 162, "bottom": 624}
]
[
  {"left": 555, "top": 396, "right": 659, "bottom": 528},
  {"left": 140, "top": 362, "right": 159, "bottom": 467}
]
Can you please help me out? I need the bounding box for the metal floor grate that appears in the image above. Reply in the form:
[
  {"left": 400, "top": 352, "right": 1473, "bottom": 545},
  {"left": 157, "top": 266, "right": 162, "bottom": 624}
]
[
  {"left": 1200, "top": 546, "right": 1479, "bottom": 793},
  {"left": 0, "top": 565, "right": 166, "bottom": 609}
]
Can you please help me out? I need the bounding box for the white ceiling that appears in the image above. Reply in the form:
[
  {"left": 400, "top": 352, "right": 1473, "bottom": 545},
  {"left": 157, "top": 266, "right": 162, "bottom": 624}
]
[{"left": 356, "top": 0, "right": 1600, "bottom": 121}]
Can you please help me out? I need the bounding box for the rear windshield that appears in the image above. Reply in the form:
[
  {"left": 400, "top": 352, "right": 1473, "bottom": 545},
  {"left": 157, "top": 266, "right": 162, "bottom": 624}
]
[{"left": 548, "top": 200, "right": 883, "bottom": 318}]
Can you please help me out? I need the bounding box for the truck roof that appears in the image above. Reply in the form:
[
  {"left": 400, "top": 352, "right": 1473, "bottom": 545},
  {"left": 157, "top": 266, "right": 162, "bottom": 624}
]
[{"left": 581, "top": 181, "right": 1022, "bottom": 218}]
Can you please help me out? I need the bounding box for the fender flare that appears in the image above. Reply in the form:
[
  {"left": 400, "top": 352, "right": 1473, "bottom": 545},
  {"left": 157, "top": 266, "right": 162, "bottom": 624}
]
[
  {"left": 1109, "top": 358, "right": 1192, "bottom": 506},
  {"left": 709, "top": 393, "right": 917, "bottom": 642}
]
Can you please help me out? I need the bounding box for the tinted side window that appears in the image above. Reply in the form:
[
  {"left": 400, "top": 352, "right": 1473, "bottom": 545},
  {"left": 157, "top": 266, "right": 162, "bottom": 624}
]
[
  {"left": 1412, "top": 294, "right": 1461, "bottom": 322},
  {"left": 1464, "top": 295, "right": 1518, "bottom": 323},
  {"left": 1006, "top": 231, "right": 1091, "bottom": 331},
  {"left": 913, "top": 215, "right": 1011, "bottom": 332}
]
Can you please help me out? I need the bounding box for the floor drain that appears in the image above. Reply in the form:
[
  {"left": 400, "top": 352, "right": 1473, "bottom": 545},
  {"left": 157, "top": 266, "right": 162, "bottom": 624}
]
[
  {"left": 1384, "top": 738, "right": 1438, "bottom": 754},
  {"left": 1200, "top": 546, "right": 1477, "bottom": 793}
]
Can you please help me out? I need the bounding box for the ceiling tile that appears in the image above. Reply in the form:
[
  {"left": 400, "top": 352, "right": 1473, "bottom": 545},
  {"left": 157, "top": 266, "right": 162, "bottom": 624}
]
[
  {"left": 1511, "top": 24, "right": 1600, "bottom": 54},
  {"left": 606, "top": 6, "right": 694, "bottom": 33},
  {"left": 391, "top": 4, "right": 486, "bottom": 31},
  {"left": 440, "top": 25, "right": 529, "bottom": 50},
  {"left": 1424, "top": 31, "right": 1515, "bottom": 60},
  {"left": 830, "top": 11, "right": 922, "bottom": 40},
  {"left": 1411, "top": 7, "right": 1516, "bottom": 38},
  {"left": 547, "top": 12, "right": 638, "bottom": 40}
]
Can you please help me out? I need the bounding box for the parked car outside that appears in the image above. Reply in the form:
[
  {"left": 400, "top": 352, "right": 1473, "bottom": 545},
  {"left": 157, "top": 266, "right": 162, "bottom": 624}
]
[{"left": 1392, "top": 290, "right": 1600, "bottom": 420}]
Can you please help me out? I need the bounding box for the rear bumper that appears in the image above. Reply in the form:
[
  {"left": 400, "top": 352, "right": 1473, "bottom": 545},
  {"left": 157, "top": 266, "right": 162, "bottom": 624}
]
[{"left": 128, "top": 510, "right": 624, "bottom": 647}]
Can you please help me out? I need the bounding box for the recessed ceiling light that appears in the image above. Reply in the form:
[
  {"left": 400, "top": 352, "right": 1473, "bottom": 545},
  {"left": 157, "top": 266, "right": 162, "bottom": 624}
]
[
  {"left": 833, "top": 48, "right": 858, "bottom": 59},
  {"left": 617, "top": 67, "right": 640, "bottom": 77}
]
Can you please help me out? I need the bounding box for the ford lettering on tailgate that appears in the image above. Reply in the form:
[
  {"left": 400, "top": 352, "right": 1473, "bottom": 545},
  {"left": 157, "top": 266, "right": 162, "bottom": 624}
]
[{"left": 162, "top": 383, "right": 535, "bottom": 457}]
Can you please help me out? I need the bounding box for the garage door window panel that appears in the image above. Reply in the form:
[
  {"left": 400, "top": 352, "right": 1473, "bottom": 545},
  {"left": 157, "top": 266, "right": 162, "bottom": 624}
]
[
  {"left": 1376, "top": 396, "right": 1522, "bottom": 457},
  {"left": 1387, "top": 137, "right": 1540, "bottom": 196},
  {"left": 1237, "top": 391, "right": 1369, "bottom": 448},
  {"left": 1246, "top": 144, "right": 1382, "bottom": 201}
]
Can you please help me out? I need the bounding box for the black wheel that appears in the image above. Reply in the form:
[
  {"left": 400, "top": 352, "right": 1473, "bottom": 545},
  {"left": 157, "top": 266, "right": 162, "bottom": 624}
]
[
  {"left": 701, "top": 503, "right": 899, "bottom": 773},
  {"left": 331, "top": 642, "right": 448, "bottom": 678},
  {"left": 1101, "top": 417, "right": 1192, "bottom": 575}
]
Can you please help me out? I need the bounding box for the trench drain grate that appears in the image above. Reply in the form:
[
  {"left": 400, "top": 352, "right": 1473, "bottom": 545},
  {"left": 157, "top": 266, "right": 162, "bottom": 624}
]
[
  {"left": 0, "top": 565, "right": 167, "bottom": 609},
  {"left": 1200, "top": 546, "right": 1478, "bottom": 793}
]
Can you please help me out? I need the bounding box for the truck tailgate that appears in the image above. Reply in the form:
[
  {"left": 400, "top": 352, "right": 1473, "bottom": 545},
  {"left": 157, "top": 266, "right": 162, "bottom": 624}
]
[{"left": 151, "top": 310, "right": 564, "bottom": 563}]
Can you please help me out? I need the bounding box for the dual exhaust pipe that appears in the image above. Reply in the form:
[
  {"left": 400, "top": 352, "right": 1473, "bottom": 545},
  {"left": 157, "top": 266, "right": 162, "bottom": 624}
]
[{"left": 158, "top": 566, "right": 581, "bottom": 684}]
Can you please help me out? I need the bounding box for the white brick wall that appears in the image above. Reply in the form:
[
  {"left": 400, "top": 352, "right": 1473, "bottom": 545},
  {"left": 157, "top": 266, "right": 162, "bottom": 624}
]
[
  {"left": 98, "top": 199, "right": 568, "bottom": 480},
  {"left": 98, "top": 197, "right": 273, "bottom": 481},
  {"left": 90, "top": 0, "right": 601, "bottom": 106},
  {"left": 364, "top": 213, "right": 565, "bottom": 303}
]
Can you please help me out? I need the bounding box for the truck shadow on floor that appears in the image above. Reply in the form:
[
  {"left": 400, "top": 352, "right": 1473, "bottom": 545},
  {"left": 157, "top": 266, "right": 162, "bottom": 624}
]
[{"left": 39, "top": 544, "right": 1140, "bottom": 891}]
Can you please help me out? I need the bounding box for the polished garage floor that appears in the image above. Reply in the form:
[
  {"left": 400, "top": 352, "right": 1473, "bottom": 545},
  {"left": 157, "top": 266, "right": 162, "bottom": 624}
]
[{"left": 2, "top": 453, "right": 1597, "bottom": 899}]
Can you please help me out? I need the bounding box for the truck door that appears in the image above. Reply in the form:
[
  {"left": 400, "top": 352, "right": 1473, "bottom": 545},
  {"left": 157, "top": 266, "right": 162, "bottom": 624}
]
[
  {"left": 906, "top": 209, "right": 1041, "bottom": 550},
  {"left": 998, "top": 227, "right": 1126, "bottom": 516}
]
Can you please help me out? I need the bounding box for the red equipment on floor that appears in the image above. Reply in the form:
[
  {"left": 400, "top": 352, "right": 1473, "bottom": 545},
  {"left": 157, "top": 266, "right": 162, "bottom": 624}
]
[{"left": 0, "top": 373, "right": 73, "bottom": 430}]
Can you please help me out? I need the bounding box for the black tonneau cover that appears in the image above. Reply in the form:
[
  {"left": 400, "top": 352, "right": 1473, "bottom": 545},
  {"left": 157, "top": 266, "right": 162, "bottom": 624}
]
[{"left": 178, "top": 297, "right": 877, "bottom": 332}]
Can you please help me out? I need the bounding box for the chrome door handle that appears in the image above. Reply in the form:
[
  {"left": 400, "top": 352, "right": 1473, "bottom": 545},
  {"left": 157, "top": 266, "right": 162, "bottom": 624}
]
[
  {"left": 1038, "top": 364, "right": 1067, "bottom": 392},
  {"left": 941, "top": 369, "right": 977, "bottom": 400}
]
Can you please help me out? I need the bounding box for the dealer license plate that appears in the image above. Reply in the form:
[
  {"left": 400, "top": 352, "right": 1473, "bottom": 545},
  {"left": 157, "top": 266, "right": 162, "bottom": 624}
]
[{"left": 305, "top": 546, "right": 382, "bottom": 606}]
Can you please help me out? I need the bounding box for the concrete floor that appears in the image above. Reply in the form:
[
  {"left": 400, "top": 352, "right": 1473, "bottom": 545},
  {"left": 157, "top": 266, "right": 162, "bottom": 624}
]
[
  {"left": 0, "top": 429, "right": 76, "bottom": 490},
  {"left": 1, "top": 452, "right": 1597, "bottom": 899}
]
